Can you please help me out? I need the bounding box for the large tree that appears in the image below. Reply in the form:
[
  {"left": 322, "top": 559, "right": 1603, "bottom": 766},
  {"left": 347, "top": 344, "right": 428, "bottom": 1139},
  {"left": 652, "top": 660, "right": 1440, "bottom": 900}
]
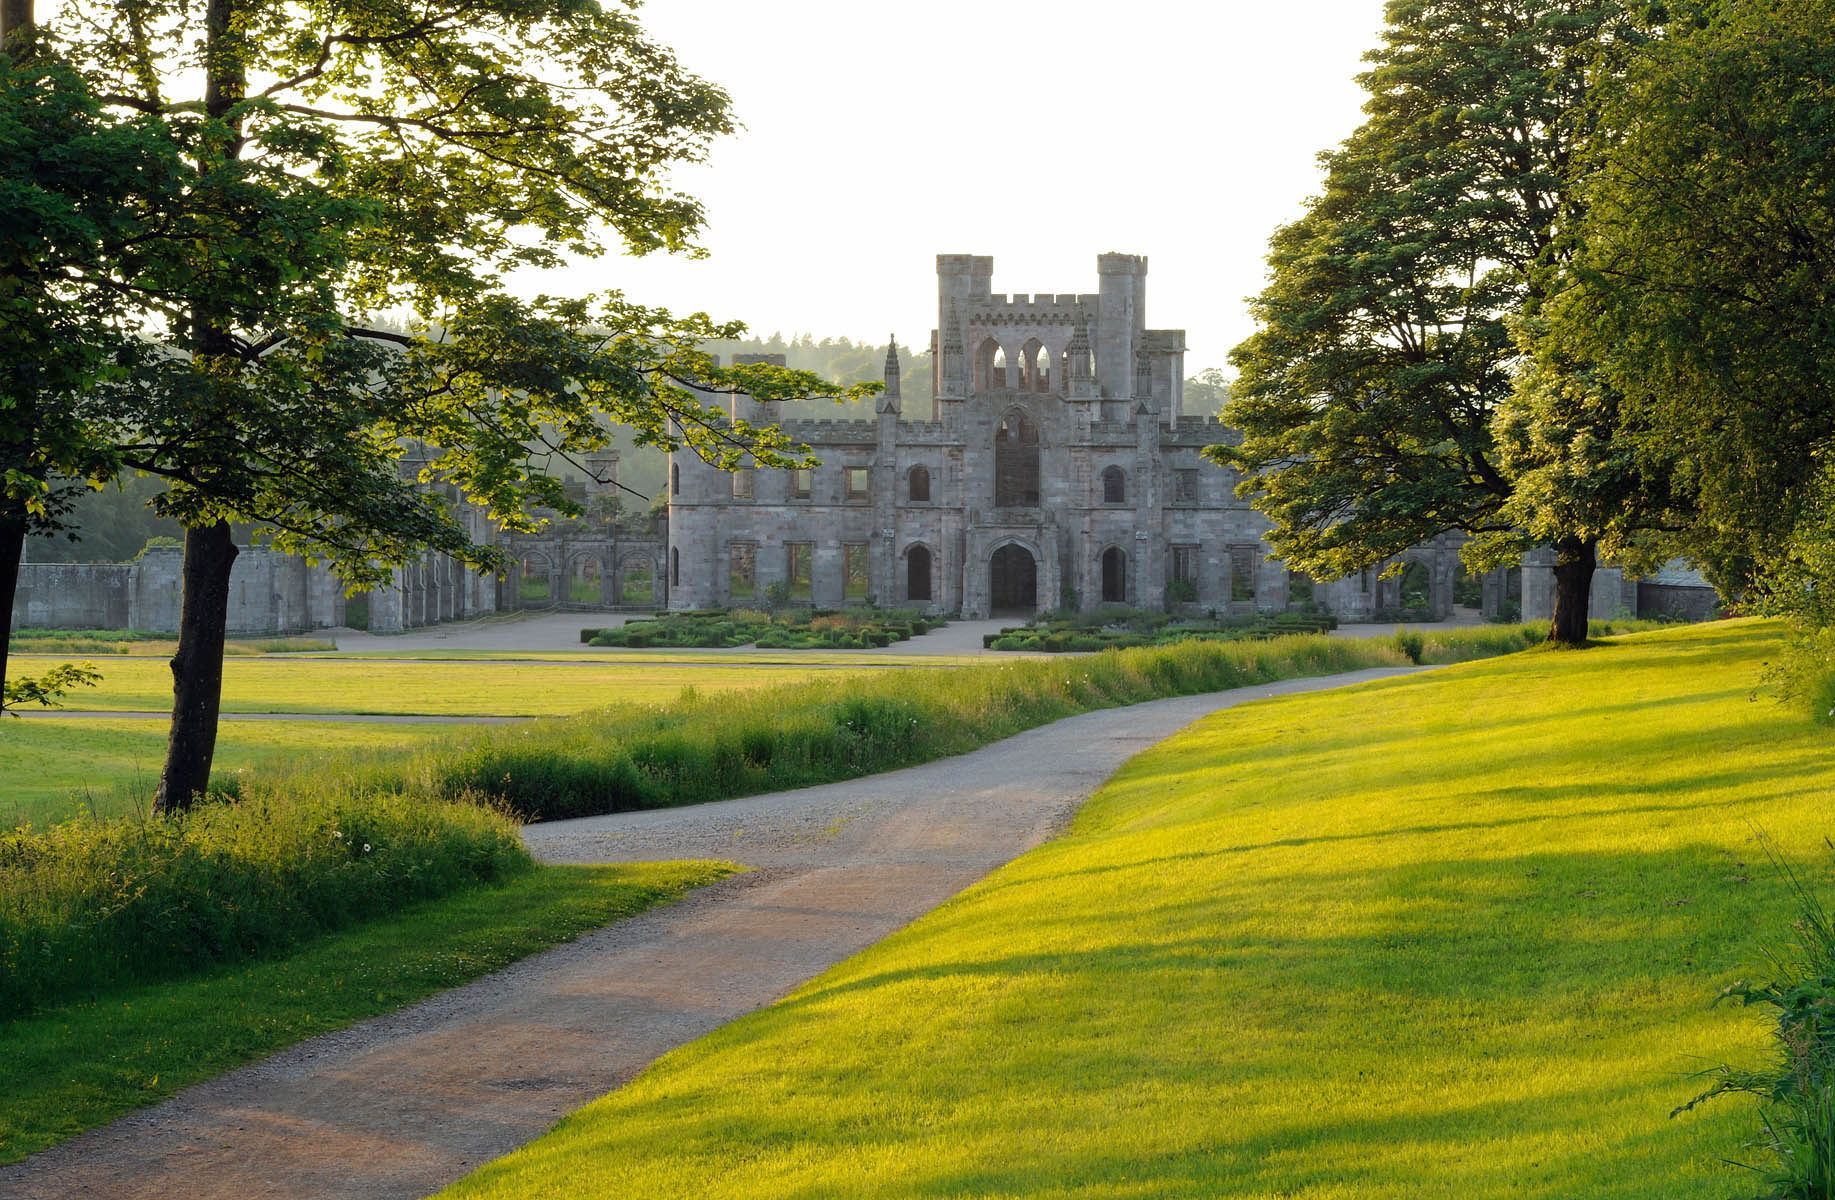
[
  {"left": 1211, "top": 0, "right": 1653, "bottom": 645},
  {"left": 1514, "top": 0, "right": 1835, "bottom": 601},
  {"left": 20, "top": 0, "right": 864, "bottom": 808}
]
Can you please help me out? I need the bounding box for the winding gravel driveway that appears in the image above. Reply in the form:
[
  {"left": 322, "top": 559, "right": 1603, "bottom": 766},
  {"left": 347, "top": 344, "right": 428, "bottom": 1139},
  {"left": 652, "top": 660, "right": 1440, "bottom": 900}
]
[{"left": 1, "top": 666, "right": 1417, "bottom": 1200}]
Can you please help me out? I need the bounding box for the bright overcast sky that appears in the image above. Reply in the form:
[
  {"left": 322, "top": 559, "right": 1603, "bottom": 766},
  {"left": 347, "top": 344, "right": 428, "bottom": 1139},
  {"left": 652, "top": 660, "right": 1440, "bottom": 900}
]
[{"left": 517, "top": 0, "right": 1391, "bottom": 375}]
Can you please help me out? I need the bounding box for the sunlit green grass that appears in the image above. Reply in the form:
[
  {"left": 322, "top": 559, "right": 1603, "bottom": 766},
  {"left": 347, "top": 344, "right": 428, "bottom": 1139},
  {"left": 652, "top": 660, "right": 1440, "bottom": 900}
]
[
  {"left": 0, "top": 719, "right": 459, "bottom": 827},
  {"left": 0, "top": 860, "right": 733, "bottom": 1164},
  {"left": 441, "top": 620, "right": 1819, "bottom": 1199},
  {"left": 5, "top": 655, "right": 863, "bottom": 715}
]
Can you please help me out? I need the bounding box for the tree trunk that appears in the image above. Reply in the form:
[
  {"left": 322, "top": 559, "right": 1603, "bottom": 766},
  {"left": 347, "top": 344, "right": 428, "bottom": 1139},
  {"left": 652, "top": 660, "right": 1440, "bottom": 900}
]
[
  {"left": 1546, "top": 536, "right": 1596, "bottom": 648},
  {"left": 0, "top": 514, "right": 24, "bottom": 701},
  {"left": 154, "top": 521, "right": 237, "bottom": 813},
  {"left": 1, "top": 0, "right": 32, "bottom": 46}
]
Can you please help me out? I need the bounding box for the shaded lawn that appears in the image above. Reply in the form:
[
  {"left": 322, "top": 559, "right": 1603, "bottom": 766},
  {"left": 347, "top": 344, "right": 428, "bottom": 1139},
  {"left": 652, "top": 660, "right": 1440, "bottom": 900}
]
[{"left": 440, "top": 620, "right": 1818, "bottom": 1199}]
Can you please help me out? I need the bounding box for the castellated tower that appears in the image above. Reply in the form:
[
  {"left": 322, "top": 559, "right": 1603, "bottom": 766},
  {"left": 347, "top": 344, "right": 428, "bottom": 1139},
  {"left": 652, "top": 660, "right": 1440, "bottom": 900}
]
[{"left": 662, "top": 252, "right": 1456, "bottom": 622}]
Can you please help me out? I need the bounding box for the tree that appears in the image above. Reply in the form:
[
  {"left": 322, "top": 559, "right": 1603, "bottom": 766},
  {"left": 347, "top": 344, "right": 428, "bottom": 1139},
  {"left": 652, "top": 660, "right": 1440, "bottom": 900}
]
[
  {"left": 0, "top": 4, "right": 188, "bottom": 708},
  {"left": 1517, "top": 0, "right": 1835, "bottom": 601},
  {"left": 1211, "top": 0, "right": 1652, "bottom": 645},
  {"left": 25, "top": 0, "right": 868, "bottom": 809}
]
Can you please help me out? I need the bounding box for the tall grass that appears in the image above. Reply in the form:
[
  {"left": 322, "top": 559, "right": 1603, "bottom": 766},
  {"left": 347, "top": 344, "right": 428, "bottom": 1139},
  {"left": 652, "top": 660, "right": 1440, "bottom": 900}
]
[
  {"left": 0, "top": 790, "right": 528, "bottom": 1019},
  {"left": 371, "top": 633, "right": 1437, "bottom": 821}
]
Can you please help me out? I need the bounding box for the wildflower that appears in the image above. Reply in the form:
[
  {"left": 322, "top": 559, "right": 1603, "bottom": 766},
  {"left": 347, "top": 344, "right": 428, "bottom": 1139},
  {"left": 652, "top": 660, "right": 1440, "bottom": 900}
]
[
  {"left": 363, "top": 843, "right": 372, "bottom": 852},
  {"left": 332, "top": 830, "right": 342, "bottom": 839}
]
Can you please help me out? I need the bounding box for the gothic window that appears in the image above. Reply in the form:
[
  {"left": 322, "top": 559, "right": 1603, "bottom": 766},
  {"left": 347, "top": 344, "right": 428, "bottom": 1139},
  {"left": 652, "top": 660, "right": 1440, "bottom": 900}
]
[
  {"left": 975, "top": 337, "right": 1003, "bottom": 391},
  {"left": 1101, "top": 465, "right": 1126, "bottom": 504},
  {"left": 909, "top": 464, "right": 931, "bottom": 503},
  {"left": 670, "top": 462, "right": 679, "bottom": 495},
  {"left": 1174, "top": 469, "right": 1199, "bottom": 504},
  {"left": 1171, "top": 545, "right": 1199, "bottom": 585},
  {"left": 732, "top": 469, "right": 754, "bottom": 500},
  {"left": 790, "top": 467, "right": 812, "bottom": 500},
  {"left": 670, "top": 546, "right": 679, "bottom": 587},
  {"left": 1100, "top": 546, "right": 1127, "bottom": 603},
  {"left": 843, "top": 542, "right": 869, "bottom": 600},
  {"left": 786, "top": 542, "right": 812, "bottom": 599},
  {"left": 995, "top": 410, "right": 1040, "bottom": 507},
  {"left": 845, "top": 467, "right": 869, "bottom": 502},
  {"left": 1021, "top": 339, "right": 1049, "bottom": 393},
  {"left": 1230, "top": 545, "right": 1258, "bottom": 602},
  {"left": 729, "top": 543, "right": 757, "bottom": 600}
]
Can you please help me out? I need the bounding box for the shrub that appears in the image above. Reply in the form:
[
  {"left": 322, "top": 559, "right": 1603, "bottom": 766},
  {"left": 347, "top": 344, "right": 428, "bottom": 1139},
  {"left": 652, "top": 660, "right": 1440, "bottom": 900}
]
[
  {"left": 0, "top": 790, "right": 528, "bottom": 1019},
  {"left": 1678, "top": 864, "right": 1835, "bottom": 1197}
]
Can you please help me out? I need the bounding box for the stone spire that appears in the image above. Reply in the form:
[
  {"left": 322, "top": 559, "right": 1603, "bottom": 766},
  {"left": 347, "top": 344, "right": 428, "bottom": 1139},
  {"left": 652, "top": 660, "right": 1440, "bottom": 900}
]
[{"left": 877, "top": 336, "right": 901, "bottom": 415}]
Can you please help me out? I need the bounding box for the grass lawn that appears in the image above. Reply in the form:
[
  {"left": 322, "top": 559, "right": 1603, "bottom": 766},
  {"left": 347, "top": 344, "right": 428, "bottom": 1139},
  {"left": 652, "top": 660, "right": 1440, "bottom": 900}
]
[
  {"left": 0, "top": 860, "right": 734, "bottom": 1164},
  {"left": 0, "top": 719, "right": 461, "bottom": 828},
  {"left": 5, "top": 655, "right": 863, "bottom": 715},
  {"left": 440, "top": 620, "right": 1823, "bottom": 1199}
]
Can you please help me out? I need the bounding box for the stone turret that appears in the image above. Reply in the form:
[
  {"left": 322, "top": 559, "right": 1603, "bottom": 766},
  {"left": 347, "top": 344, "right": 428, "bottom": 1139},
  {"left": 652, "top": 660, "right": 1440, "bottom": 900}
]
[{"left": 1096, "top": 253, "right": 1147, "bottom": 401}]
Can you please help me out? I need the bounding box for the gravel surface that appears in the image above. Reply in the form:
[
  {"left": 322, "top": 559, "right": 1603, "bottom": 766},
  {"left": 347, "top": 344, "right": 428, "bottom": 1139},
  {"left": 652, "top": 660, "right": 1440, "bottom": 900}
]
[{"left": 0, "top": 666, "right": 1420, "bottom": 1200}]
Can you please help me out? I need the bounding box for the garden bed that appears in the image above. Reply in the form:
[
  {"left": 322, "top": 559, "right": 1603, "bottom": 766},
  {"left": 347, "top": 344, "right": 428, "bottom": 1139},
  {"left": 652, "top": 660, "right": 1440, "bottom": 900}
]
[{"left": 581, "top": 607, "right": 943, "bottom": 650}]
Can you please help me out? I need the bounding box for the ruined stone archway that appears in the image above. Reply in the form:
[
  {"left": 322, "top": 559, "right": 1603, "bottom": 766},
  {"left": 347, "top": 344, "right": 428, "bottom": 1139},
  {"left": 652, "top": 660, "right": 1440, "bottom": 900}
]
[
  {"left": 1100, "top": 546, "right": 1127, "bottom": 603},
  {"left": 906, "top": 544, "right": 933, "bottom": 603},
  {"left": 989, "top": 542, "right": 1038, "bottom": 613}
]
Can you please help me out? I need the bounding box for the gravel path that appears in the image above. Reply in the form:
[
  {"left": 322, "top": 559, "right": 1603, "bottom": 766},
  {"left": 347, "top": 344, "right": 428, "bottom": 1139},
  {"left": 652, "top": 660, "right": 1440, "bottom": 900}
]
[{"left": 1, "top": 666, "right": 1419, "bottom": 1200}]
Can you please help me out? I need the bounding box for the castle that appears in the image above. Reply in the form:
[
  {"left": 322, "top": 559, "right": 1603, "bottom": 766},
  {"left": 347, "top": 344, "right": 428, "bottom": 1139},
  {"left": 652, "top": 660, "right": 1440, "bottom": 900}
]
[
  {"left": 14, "top": 253, "right": 1720, "bottom": 636},
  {"left": 666, "top": 253, "right": 1463, "bottom": 620}
]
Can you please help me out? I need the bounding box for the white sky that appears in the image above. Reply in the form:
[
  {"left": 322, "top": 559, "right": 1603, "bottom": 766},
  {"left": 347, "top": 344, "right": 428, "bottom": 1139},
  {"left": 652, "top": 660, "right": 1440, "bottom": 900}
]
[{"left": 514, "top": 0, "right": 1390, "bottom": 375}]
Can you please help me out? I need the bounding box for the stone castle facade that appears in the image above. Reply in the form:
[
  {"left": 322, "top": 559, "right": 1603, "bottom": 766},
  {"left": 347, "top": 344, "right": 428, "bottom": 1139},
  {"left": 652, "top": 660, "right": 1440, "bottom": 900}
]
[
  {"left": 14, "top": 252, "right": 1718, "bottom": 636},
  {"left": 666, "top": 253, "right": 1460, "bottom": 620}
]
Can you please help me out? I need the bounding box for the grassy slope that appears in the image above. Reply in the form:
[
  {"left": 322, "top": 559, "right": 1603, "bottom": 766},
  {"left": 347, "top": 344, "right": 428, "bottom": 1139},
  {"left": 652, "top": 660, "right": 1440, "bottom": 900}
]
[
  {"left": 0, "top": 860, "right": 733, "bottom": 1164},
  {"left": 442, "top": 621, "right": 1823, "bottom": 1199},
  {"left": 0, "top": 719, "right": 461, "bottom": 827},
  {"left": 3, "top": 656, "right": 863, "bottom": 715}
]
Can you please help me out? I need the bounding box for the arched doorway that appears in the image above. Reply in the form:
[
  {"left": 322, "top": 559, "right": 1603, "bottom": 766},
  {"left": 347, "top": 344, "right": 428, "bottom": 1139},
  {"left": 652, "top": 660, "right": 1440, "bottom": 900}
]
[
  {"left": 1100, "top": 546, "right": 1127, "bottom": 603},
  {"left": 990, "top": 543, "right": 1037, "bottom": 613},
  {"left": 620, "top": 555, "right": 654, "bottom": 604},
  {"left": 907, "top": 545, "right": 932, "bottom": 603},
  {"left": 1399, "top": 561, "right": 1431, "bottom": 611}
]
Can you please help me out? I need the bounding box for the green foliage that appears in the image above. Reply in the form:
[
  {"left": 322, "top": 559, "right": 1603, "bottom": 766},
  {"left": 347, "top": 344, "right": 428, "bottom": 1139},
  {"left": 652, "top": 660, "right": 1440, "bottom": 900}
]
[
  {"left": 1215, "top": 0, "right": 1650, "bottom": 586},
  {"left": 985, "top": 609, "right": 1339, "bottom": 652},
  {"left": 1530, "top": 0, "right": 1835, "bottom": 596},
  {"left": 585, "top": 607, "right": 938, "bottom": 651},
  {"left": 1680, "top": 859, "right": 1835, "bottom": 1198},
  {"left": 0, "top": 790, "right": 530, "bottom": 1019},
  {"left": 0, "top": 659, "right": 100, "bottom": 712}
]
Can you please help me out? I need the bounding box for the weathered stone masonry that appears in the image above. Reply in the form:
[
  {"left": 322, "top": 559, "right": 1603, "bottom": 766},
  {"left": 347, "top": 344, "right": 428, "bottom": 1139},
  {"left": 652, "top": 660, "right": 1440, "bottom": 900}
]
[{"left": 666, "top": 253, "right": 1463, "bottom": 620}]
